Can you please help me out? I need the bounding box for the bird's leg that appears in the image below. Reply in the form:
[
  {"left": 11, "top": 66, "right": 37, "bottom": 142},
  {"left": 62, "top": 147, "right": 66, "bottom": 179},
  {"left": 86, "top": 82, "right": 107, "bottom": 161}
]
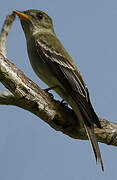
[
  {"left": 60, "top": 99, "right": 65, "bottom": 103},
  {"left": 44, "top": 86, "right": 58, "bottom": 92},
  {"left": 60, "top": 99, "right": 68, "bottom": 107},
  {"left": 43, "top": 86, "right": 59, "bottom": 98}
]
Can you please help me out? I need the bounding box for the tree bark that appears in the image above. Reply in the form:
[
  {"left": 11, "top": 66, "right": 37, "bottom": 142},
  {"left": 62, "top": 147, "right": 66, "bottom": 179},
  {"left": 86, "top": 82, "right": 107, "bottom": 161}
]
[{"left": 0, "top": 13, "right": 117, "bottom": 146}]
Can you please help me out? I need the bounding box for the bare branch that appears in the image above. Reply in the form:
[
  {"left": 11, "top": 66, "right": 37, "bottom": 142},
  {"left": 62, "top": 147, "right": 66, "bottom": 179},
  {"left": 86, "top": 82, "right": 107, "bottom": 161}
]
[
  {"left": 0, "top": 12, "right": 117, "bottom": 147},
  {"left": 0, "top": 13, "right": 15, "bottom": 57},
  {"left": 0, "top": 91, "right": 15, "bottom": 104}
]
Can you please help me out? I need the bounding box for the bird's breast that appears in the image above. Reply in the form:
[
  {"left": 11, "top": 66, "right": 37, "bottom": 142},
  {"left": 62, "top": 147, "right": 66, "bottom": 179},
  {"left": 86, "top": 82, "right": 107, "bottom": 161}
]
[{"left": 26, "top": 36, "right": 66, "bottom": 98}]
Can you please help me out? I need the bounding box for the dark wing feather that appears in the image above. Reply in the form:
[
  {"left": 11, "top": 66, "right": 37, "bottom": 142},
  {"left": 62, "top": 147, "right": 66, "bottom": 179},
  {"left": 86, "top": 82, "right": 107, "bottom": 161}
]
[
  {"left": 34, "top": 35, "right": 104, "bottom": 171},
  {"left": 35, "top": 36, "right": 101, "bottom": 128}
]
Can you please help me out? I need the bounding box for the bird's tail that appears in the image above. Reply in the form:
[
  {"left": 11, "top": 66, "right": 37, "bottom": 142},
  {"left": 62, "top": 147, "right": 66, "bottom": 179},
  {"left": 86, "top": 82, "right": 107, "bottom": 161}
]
[
  {"left": 83, "top": 122, "right": 104, "bottom": 171},
  {"left": 67, "top": 92, "right": 104, "bottom": 171}
]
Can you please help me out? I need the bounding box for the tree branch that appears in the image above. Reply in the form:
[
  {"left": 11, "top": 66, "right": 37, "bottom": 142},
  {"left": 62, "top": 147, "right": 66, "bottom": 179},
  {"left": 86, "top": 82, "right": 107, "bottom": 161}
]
[
  {"left": 0, "top": 13, "right": 117, "bottom": 146},
  {"left": 0, "top": 90, "right": 15, "bottom": 104}
]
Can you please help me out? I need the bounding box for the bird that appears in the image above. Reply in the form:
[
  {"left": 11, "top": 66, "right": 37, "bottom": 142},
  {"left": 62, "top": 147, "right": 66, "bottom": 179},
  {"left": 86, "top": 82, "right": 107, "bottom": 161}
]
[{"left": 13, "top": 9, "right": 104, "bottom": 171}]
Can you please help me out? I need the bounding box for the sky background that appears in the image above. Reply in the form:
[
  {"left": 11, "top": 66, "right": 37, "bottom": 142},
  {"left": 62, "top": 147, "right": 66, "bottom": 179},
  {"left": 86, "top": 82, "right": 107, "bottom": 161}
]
[{"left": 0, "top": 0, "right": 117, "bottom": 179}]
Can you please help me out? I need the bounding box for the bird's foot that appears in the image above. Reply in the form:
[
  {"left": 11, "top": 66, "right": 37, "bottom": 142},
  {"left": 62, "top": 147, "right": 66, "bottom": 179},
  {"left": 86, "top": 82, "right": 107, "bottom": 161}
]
[
  {"left": 44, "top": 86, "right": 58, "bottom": 92},
  {"left": 44, "top": 86, "right": 58, "bottom": 98},
  {"left": 60, "top": 99, "right": 68, "bottom": 107}
]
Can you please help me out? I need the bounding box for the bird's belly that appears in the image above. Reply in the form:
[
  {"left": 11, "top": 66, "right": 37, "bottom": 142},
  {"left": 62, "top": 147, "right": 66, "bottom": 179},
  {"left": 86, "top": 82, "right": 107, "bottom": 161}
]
[
  {"left": 27, "top": 39, "right": 66, "bottom": 98},
  {"left": 30, "top": 57, "right": 58, "bottom": 86},
  {"left": 28, "top": 51, "right": 65, "bottom": 98},
  {"left": 28, "top": 44, "right": 54, "bottom": 85}
]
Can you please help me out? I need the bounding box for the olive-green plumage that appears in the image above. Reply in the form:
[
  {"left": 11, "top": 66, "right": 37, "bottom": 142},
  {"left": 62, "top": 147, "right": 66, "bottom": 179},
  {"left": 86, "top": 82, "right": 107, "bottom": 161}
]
[{"left": 14, "top": 9, "right": 104, "bottom": 171}]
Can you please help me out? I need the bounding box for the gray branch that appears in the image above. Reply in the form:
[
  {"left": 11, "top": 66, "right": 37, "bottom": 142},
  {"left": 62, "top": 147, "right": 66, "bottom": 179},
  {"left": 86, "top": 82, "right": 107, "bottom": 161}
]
[{"left": 0, "top": 13, "right": 117, "bottom": 146}]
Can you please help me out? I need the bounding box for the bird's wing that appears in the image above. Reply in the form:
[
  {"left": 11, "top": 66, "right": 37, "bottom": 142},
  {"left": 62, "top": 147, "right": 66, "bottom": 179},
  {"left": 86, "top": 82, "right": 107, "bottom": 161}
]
[
  {"left": 34, "top": 34, "right": 104, "bottom": 171},
  {"left": 35, "top": 34, "right": 100, "bottom": 127},
  {"left": 35, "top": 34, "right": 87, "bottom": 96}
]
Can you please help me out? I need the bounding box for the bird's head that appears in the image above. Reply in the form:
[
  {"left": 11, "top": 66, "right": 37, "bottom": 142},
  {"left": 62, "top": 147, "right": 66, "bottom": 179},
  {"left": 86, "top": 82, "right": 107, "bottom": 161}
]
[{"left": 13, "top": 9, "right": 54, "bottom": 39}]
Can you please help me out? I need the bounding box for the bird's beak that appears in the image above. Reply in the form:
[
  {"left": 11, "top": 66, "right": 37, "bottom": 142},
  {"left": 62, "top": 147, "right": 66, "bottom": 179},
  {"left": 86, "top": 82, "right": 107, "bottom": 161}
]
[{"left": 13, "top": 10, "right": 30, "bottom": 19}]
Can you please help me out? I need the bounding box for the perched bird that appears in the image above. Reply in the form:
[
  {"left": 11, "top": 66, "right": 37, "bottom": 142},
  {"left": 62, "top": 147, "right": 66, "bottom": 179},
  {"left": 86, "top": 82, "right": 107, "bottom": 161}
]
[{"left": 14, "top": 9, "right": 104, "bottom": 171}]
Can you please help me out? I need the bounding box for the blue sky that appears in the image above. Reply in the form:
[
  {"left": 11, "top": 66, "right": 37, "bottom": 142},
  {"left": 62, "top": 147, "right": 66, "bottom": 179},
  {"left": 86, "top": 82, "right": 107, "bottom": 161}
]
[{"left": 0, "top": 0, "right": 117, "bottom": 179}]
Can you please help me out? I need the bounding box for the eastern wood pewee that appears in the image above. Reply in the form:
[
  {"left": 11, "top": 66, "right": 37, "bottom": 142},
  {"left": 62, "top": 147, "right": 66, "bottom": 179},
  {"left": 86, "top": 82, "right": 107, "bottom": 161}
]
[{"left": 14, "top": 9, "right": 104, "bottom": 171}]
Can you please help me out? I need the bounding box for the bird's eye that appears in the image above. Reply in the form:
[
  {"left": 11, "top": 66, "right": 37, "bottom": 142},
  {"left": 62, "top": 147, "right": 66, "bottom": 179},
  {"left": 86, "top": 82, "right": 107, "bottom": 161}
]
[{"left": 36, "top": 13, "right": 43, "bottom": 20}]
